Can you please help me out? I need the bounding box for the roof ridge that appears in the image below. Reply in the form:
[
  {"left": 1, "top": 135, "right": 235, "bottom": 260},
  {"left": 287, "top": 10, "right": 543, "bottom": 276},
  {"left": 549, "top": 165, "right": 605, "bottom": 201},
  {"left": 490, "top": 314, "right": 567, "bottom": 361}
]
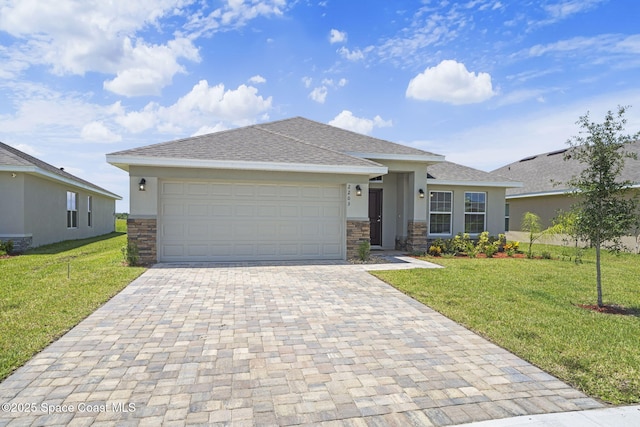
[{"left": 253, "top": 123, "right": 383, "bottom": 167}]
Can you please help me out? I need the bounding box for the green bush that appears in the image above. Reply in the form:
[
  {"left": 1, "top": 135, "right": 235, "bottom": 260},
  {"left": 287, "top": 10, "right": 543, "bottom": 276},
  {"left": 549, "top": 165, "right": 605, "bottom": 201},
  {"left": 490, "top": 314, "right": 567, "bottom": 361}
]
[
  {"left": 0, "top": 239, "right": 14, "bottom": 255},
  {"left": 428, "top": 245, "right": 442, "bottom": 257},
  {"left": 121, "top": 241, "right": 140, "bottom": 266},
  {"left": 357, "top": 240, "right": 370, "bottom": 261}
]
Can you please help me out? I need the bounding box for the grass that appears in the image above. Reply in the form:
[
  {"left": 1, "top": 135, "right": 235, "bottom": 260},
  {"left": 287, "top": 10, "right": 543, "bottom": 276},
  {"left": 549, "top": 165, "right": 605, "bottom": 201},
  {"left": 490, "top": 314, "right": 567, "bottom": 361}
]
[
  {"left": 0, "top": 219, "right": 145, "bottom": 381},
  {"left": 372, "top": 244, "right": 640, "bottom": 404}
]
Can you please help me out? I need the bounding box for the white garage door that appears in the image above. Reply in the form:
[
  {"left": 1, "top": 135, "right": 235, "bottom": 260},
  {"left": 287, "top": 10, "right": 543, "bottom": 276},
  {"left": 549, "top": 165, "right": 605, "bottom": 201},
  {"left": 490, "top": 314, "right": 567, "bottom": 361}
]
[{"left": 158, "top": 181, "right": 345, "bottom": 261}]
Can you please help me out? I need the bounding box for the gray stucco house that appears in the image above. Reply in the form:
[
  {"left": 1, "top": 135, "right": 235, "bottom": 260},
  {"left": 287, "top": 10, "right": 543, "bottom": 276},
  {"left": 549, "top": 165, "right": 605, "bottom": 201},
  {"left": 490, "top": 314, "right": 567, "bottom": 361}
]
[
  {"left": 492, "top": 141, "right": 640, "bottom": 248},
  {"left": 0, "top": 142, "right": 121, "bottom": 251},
  {"left": 107, "top": 117, "right": 520, "bottom": 263}
]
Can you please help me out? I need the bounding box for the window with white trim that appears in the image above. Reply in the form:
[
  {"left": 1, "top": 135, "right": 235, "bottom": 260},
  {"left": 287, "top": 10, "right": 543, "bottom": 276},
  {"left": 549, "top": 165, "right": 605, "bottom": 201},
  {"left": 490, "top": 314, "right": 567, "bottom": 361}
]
[
  {"left": 429, "top": 191, "right": 452, "bottom": 235},
  {"left": 464, "top": 192, "right": 486, "bottom": 234},
  {"left": 87, "top": 195, "right": 93, "bottom": 227},
  {"left": 67, "top": 191, "right": 78, "bottom": 228}
]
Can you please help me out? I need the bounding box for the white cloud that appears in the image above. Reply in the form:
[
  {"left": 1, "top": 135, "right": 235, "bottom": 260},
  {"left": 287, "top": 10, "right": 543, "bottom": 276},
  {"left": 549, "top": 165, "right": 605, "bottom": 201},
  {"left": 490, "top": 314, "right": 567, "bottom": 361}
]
[
  {"left": 329, "top": 111, "right": 392, "bottom": 135},
  {"left": 103, "top": 37, "right": 200, "bottom": 97},
  {"left": 309, "top": 86, "right": 328, "bottom": 104},
  {"left": 406, "top": 60, "right": 495, "bottom": 105},
  {"left": 337, "top": 46, "right": 367, "bottom": 61},
  {"left": 338, "top": 78, "right": 348, "bottom": 87},
  {"left": 302, "top": 76, "right": 313, "bottom": 88},
  {"left": 192, "top": 123, "right": 228, "bottom": 136},
  {"left": 0, "top": 1, "right": 201, "bottom": 97},
  {"left": 329, "top": 29, "right": 347, "bottom": 44},
  {"left": 139, "top": 80, "right": 273, "bottom": 131},
  {"left": 249, "top": 75, "right": 267, "bottom": 84},
  {"left": 185, "top": 0, "right": 290, "bottom": 37},
  {"left": 81, "top": 121, "right": 122, "bottom": 142},
  {"left": 11, "top": 143, "right": 41, "bottom": 156}
]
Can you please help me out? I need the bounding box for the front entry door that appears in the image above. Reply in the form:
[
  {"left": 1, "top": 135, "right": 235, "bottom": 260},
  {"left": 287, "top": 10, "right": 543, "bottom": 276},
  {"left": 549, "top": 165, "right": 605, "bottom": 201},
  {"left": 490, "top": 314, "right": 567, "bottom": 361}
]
[{"left": 369, "top": 189, "right": 383, "bottom": 246}]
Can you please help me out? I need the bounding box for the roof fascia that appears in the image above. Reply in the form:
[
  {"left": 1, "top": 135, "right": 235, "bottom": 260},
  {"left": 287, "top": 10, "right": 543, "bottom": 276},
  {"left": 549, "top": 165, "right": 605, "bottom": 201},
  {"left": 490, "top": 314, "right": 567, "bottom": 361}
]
[
  {"left": 507, "top": 183, "right": 640, "bottom": 199},
  {"left": 0, "top": 165, "right": 122, "bottom": 200},
  {"left": 105, "top": 155, "right": 388, "bottom": 176},
  {"left": 428, "top": 178, "right": 523, "bottom": 188}
]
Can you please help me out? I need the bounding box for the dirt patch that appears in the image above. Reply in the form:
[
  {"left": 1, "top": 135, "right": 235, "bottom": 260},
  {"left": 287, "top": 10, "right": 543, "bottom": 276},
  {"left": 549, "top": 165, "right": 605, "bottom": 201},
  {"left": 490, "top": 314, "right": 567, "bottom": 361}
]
[{"left": 577, "top": 304, "right": 640, "bottom": 316}]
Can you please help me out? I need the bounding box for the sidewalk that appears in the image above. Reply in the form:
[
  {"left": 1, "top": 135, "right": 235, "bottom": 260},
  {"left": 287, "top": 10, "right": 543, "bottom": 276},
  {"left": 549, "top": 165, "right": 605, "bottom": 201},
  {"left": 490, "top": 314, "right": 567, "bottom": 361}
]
[{"left": 459, "top": 405, "right": 640, "bottom": 427}]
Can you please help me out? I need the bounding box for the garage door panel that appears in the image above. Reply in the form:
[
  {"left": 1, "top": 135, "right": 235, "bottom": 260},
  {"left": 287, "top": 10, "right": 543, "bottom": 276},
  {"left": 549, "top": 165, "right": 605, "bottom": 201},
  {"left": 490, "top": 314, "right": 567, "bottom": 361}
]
[
  {"left": 186, "top": 183, "right": 209, "bottom": 196},
  {"left": 159, "top": 181, "right": 344, "bottom": 261}
]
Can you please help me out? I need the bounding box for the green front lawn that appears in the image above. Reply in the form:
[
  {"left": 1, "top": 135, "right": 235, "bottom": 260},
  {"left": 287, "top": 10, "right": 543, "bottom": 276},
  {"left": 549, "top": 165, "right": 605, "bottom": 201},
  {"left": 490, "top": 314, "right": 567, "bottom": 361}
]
[
  {"left": 372, "top": 245, "right": 640, "bottom": 404},
  {"left": 0, "top": 225, "right": 145, "bottom": 381}
]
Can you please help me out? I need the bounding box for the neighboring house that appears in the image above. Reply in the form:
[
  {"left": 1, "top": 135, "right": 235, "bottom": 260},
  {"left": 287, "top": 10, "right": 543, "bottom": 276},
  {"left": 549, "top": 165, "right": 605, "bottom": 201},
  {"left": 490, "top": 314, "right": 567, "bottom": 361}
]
[
  {"left": 107, "top": 117, "right": 520, "bottom": 263},
  {"left": 492, "top": 141, "right": 640, "bottom": 245},
  {"left": 0, "top": 142, "right": 121, "bottom": 251}
]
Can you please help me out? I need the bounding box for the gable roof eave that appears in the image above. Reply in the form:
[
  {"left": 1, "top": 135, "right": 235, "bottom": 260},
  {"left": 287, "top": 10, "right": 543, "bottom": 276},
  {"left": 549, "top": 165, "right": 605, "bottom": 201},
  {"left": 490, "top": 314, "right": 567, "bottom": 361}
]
[
  {"left": 105, "top": 155, "right": 389, "bottom": 176},
  {"left": 506, "top": 182, "right": 640, "bottom": 199},
  {"left": 346, "top": 152, "right": 445, "bottom": 163},
  {"left": 1, "top": 165, "right": 122, "bottom": 200},
  {"left": 427, "top": 178, "right": 524, "bottom": 188}
]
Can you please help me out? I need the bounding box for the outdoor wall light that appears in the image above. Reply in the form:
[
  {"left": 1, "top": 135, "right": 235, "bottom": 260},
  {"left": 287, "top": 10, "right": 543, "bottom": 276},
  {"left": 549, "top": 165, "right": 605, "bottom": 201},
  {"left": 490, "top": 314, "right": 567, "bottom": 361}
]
[
  {"left": 355, "top": 185, "right": 362, "bottom": 196},
  {"left": 138, "top": 178, "right": 146, "bottom": 191},
  {"left": 418, "top": 189, "right": 425, "bottom": 198}
]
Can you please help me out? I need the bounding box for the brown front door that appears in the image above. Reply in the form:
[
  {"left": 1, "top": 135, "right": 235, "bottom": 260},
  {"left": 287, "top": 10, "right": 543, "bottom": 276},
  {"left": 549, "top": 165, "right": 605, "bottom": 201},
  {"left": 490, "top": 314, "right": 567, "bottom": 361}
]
[{"left": 369, "top": 189, "right": 383, "bottom": 246}]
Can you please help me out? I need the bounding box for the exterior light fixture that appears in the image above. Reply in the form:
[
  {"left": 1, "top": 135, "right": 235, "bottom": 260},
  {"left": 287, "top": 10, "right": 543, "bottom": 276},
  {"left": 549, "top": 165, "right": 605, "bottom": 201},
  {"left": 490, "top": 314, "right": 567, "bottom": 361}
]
[
  {"left": 11, "top": 173, "right": 17, "bottom": 178},
  {"left": 138, "top": 178, "right": 146, "bottom": 191},
  {"left": 418, "top": 189, "right": 425, "bottom": 198},
  {"left": 355, "top": 185, "right": 362, "bottom": 196}
]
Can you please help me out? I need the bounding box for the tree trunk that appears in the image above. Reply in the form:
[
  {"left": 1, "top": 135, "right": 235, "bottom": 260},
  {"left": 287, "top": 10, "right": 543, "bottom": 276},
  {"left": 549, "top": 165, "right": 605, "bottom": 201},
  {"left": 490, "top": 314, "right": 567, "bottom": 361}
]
[{"left": 596, "top": 243, "right": 603, "bottom": 307}]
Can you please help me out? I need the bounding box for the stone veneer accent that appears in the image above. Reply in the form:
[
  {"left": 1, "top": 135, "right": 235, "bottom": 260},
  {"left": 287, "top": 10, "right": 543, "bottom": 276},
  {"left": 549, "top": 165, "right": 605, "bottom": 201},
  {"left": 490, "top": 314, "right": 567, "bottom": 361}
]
[
  {"left": 0, "top": 236, "right": 32, "bottom": 253},
  {"left": 406, "top": 220, "right": 428, "bottom": 253},
  {"left": 127, "top": 218, "right": 157, "bottom": 265},
  {"left": 346, "top": 220, "right": 370, "bottom": 259}
]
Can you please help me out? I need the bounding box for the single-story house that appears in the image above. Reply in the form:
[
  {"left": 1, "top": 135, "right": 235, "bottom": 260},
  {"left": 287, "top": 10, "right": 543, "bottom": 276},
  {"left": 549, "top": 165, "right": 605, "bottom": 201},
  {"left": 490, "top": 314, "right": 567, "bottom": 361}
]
[
  {"left": 107, "top": 117, "right": 521, "bottom": 263},
  {"left": 0, "top": 142, "right": 121, "bottom": 251},
  {"left": 492, "top": 141, "right": 640, "bottom": 245}
]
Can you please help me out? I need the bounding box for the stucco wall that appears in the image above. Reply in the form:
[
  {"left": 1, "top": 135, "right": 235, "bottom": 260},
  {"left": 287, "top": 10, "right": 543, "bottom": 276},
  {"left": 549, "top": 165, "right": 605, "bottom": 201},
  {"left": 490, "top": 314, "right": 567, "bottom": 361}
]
[
  {"left": 426, "top": 184, "right": 507, "bottom": 237},
  {"left": 22, "top": 174, "right": 116, "bottom": 247},
  {"left": 507, "top": 194, "right": 574, "bottom": 230},
  {"left": 0, "top": 173, "right": 26, "bottom": 235}
]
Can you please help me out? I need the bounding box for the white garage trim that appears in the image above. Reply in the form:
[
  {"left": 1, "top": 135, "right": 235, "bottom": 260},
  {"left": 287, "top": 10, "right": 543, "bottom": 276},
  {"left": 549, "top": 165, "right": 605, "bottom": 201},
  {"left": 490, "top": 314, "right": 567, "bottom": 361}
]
[{"left": 158, "top": 180, "right": 345, "bottom": 262}]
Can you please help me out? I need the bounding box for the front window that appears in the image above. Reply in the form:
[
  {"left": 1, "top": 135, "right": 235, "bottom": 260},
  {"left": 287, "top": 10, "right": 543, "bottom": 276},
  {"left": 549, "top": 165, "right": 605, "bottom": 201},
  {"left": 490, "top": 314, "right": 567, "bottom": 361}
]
[
  {"left": 464, "top": 192, "right": 486, "bottom": 234},
  {"left": 429, "top": 191, "right": 452, "bottom": 235},
  {"left": 67, "top": 192, "right": 78, "bottom": 228}
]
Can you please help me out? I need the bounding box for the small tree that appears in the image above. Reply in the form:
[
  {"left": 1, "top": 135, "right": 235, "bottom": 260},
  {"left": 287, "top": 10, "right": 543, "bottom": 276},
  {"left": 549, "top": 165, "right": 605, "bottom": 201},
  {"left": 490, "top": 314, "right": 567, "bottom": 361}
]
[
  {"left": 565, "top": 106, "right": 640, "bottom": 307},
  {"left": 521, "top": 212, "right": 546, "bottom": 258}
]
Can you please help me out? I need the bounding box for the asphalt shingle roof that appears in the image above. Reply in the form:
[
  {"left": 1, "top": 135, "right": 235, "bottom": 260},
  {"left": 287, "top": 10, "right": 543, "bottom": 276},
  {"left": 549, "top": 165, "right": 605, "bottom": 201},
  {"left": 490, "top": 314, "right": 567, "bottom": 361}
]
[
  {"left": 107, "top": 117, "right": 440, "bottom": 168},
  {"left": 492, "top": 141, "right": 640, "bottom": 196},
  {"left": 0, "top": 141, "right": 120, "bottom": 198},
  {"left": 427, "top": 161, "right": 518, "bottom": 184}
]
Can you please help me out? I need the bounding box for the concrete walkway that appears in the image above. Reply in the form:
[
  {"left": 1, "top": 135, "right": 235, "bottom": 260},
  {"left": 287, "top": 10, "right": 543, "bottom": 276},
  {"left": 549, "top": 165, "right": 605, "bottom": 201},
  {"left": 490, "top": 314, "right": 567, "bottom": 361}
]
[{"left": 0, "top": 260, "right": 606, "bottom": 426}]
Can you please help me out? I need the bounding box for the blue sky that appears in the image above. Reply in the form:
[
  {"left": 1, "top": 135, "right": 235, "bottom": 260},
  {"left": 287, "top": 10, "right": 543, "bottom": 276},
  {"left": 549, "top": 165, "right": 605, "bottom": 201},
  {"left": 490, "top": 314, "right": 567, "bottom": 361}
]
[{"left": 1, "top": 0, "right": 639, "bottom": 211}]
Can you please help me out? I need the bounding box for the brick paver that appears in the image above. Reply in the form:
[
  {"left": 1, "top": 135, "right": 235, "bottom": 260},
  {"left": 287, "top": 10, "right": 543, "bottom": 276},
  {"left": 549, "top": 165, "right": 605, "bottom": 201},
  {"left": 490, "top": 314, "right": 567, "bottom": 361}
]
[{"left": 0, "top": 262, "right": 602, "bottom": 426}]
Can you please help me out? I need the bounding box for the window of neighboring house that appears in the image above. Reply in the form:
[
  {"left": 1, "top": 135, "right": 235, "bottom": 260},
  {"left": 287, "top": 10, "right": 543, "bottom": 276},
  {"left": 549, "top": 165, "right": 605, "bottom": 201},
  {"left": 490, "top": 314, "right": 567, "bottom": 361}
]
[
  {"left": 464, "top": 191, "right": 486, "bottom": 234},
  {"left": 67, "top": 191, "right": 78, "bottom": 228},
  {"left": 87, "top": 196, "right": 93, "bottom": 227},
  {"left": 504, "top": 202, "right": 510, "bottom": 231},
  {"left": 429, "top": 191, "right": 452, "bottom": 235}
]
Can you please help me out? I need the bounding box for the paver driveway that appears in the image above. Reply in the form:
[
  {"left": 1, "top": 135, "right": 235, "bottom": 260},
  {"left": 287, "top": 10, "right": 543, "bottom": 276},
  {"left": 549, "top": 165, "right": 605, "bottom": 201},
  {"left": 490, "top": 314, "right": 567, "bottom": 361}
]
[{"left": 0, "top": 262, "right": 602, "bottom": 426}]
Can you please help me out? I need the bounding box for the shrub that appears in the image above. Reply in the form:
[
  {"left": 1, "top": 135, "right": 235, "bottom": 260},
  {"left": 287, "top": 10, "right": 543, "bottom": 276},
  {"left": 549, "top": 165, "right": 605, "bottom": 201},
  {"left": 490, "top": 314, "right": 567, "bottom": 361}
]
[
  {"left": 357, "top": 240, "right": 370, "bottom": 261},
  {"left": 475, "top": 231, "right": 491, "bottom": 254},
  {"left": 484, "top": 244, "right": 498, "bottom": 258},
  {"left": 0, "top": 240, "right": 14, "bottom": 255},
  {"left": 541, "top": 251, "right": 553, "bottom": 259},
  {"left": 121, "top": 241, "right": 140, "bottom": 266},
  {"left": 428, "top": 245, "right": 442, "bottom": 257}
]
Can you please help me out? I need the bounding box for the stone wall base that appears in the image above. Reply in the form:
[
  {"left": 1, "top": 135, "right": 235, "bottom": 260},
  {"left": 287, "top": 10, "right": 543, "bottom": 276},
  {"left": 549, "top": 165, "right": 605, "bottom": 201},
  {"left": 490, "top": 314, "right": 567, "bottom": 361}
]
[
  {"left": 0, "top": 235, "right": 32, "bottom": 253},
  {"left": 346, "top": 220, "right": 370, "bottom": 259},
  {"left": 127, "top": 218, "right": 157, "bottom": 265},
  {"left": 406, "top": 220, "right": 428, "bottom": 253}
]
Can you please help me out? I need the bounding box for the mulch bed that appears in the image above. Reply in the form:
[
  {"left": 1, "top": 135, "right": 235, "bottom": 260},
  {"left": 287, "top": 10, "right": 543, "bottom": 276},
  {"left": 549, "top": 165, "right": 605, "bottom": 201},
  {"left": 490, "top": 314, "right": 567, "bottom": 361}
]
[{"left": 577, "top": 304, "right": 640, "bottom": 316}]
